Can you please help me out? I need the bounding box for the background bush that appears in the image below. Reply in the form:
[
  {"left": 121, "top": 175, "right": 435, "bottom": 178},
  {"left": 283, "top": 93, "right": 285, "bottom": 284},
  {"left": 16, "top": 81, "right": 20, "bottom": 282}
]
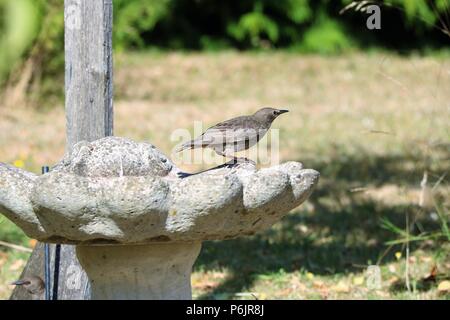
[{"left": 0, "top": 0, "right": 448, "bottom": 103}]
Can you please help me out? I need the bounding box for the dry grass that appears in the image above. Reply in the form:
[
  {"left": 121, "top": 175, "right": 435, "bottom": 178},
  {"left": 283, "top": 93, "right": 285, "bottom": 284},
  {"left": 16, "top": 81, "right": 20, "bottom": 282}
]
[
  {"left": 2, "top": 52, "right": 448, "bottom": 169},
  {"left": 0, "top": 51, "right": 449, "bottom": 299}
]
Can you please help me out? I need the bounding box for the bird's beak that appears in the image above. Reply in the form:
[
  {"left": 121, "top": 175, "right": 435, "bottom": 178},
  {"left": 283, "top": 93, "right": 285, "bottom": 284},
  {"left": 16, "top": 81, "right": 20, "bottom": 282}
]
[
  {"left": 278, "top": 109, "right": 289, "bottom": 115},
  {"left": 11, "top": 280, "right": 30, "bottom": 286}
]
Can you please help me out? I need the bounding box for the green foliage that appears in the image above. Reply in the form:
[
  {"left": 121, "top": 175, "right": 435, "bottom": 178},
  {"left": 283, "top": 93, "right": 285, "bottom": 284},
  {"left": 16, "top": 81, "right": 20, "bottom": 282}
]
[
  {"left": 114, "top": 0, "right": 171, "bottom": 50},
  {"left": 227, "top": 2, "right": 280, "bottom": 47},
  {"left": 0, "top": 216, "right": 29, "bottom": 247},
  {"left": 392, "top": 0, "right": 438, "bottom": 25},
  {"left": 381, "top": 198, "right": 450, "bottom": 246},
  {"left": 283, "top": 0, "right": 313, "bottom": 24},
  {"left": 0, "top": 0, "right": 448, "bottom": 103},
  {"left": 0, "top": 0, "right": 42, "bottom": 85},
  {"left": 27, "top": 0, "right": 64, "bottom": 100},
  {"left": 301, "top": 17, "right": 354, "bottom": 53}
]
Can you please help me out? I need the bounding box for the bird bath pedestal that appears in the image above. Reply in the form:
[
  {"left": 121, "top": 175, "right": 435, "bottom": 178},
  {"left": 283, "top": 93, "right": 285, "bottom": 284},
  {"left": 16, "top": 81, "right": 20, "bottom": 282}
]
[
  {"left": 77, "top": 242, "right": 202, "bottom": 299},
  {"left": 0, "top": 137, "right": 319, "bottom": 299}
]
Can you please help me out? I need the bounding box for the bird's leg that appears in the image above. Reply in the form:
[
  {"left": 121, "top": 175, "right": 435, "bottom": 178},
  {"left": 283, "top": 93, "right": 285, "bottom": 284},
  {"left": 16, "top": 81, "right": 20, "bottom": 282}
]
[
  {"left": 214, "top": 150, "right": 240, "bottom": 167},
  {"left": 237, "top": 157, "right": 256, "bottom": 165},
  {"left": 230, "top": 156, "right": 255, "bottom": 166},
  {"left": 177, "top": 151, "right": 256, "bottom": 178},
  {"left": 215, "top": 150, "right": 255, "bottom": 167}
]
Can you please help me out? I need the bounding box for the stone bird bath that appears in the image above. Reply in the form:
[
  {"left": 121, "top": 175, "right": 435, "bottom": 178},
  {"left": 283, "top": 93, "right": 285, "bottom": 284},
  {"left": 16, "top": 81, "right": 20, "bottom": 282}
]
[{"left": 0, "top": 137, "right": 319, "bottom": 299}]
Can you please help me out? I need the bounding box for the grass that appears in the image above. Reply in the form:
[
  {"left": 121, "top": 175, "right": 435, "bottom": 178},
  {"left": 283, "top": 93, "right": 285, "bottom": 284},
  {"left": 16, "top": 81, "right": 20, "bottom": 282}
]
[
  {"left": 0, "top": 217, "right": 31, "bottom": 298},
  {"left": 0, "top": 51, "right": 449, "bottom": 299}
]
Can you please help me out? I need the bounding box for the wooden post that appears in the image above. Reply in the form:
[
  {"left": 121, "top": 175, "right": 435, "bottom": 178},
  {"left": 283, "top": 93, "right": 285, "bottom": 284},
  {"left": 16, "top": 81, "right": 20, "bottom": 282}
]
[
  {"left": 11, "top": 0, "right": 113, "bottom": 300},
  {"left": 65, "top": 0, "right": 113, "bottom": 150}
]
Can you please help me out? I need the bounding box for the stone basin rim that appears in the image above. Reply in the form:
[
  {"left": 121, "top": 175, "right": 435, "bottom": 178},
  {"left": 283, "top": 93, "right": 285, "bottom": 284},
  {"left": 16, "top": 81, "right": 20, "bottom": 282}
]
[{"left": 0, "top": 137, "right": 319, "bottom": 246}]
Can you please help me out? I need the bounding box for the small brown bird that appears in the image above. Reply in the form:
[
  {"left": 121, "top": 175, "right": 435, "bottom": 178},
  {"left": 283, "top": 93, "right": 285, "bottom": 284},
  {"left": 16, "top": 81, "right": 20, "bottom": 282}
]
[
  {"left": 11, "top": 275, "right": 45, "bottom": 298},
  {"left": 176, "top": 107, "right": 289, "bottom": 162}
]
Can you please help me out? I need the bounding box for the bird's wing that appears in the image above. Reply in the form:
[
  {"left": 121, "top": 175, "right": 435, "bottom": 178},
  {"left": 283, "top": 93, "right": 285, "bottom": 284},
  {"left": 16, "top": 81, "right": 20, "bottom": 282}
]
[{"left": 201, "top": 117, "right": 264, "bottom": 145}]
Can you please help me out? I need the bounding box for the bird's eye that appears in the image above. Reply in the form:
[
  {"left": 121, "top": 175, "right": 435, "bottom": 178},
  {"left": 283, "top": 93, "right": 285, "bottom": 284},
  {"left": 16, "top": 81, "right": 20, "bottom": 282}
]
[{"left": 273, "top": 111, "right": 277, "bottom": 115}]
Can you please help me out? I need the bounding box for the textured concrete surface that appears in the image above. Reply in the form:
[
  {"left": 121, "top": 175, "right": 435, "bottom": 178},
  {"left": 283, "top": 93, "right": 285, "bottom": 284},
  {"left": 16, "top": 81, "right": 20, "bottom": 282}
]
[
  {"left": 0, "top": 137, "right": 319, "bottom": 244},
  {"left": 76, "top": 242, "right": 201, "bottom": 299}
]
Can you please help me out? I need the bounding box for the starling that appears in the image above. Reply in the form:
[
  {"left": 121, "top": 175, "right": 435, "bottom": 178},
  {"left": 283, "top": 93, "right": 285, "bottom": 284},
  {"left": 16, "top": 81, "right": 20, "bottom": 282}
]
[
  {"left": 11, "top": 275, "right": 45, "bottom": 298},
  {"left": 176, "top": 107, "right": 288, "bottom": 162}
]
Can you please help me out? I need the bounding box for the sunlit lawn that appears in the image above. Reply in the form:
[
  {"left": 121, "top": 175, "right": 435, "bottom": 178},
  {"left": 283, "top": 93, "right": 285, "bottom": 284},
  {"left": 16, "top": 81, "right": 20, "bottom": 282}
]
[{"left": 1, "top": 51, "right": 449, "bottom": 299}]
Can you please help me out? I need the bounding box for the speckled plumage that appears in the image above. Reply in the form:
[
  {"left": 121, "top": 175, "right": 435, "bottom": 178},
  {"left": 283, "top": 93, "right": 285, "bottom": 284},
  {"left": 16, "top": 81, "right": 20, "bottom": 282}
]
[{"left": 176, "top": 107, "right": 289, "bottom": 157}]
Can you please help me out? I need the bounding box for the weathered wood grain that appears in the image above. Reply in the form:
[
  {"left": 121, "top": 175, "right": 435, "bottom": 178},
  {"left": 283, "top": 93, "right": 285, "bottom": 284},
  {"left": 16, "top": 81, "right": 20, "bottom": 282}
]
[
  {"left": 65, "top": 0, "right": 113, "bottom": 151},
  {"left": 11, "top": 0, "right": 113, "bottom": 300}
]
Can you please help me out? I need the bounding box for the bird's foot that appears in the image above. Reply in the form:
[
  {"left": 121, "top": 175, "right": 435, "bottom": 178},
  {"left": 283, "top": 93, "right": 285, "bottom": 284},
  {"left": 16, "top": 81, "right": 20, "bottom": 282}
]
[
  {"left": 226, "top": 157, "right": 255, "bottom": 167},
  {"left": 177, "top": 171, "right": 194, "bottom": 178},
  {"left": 235, "top": 157, "right": 255, "bottom": 165}
]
